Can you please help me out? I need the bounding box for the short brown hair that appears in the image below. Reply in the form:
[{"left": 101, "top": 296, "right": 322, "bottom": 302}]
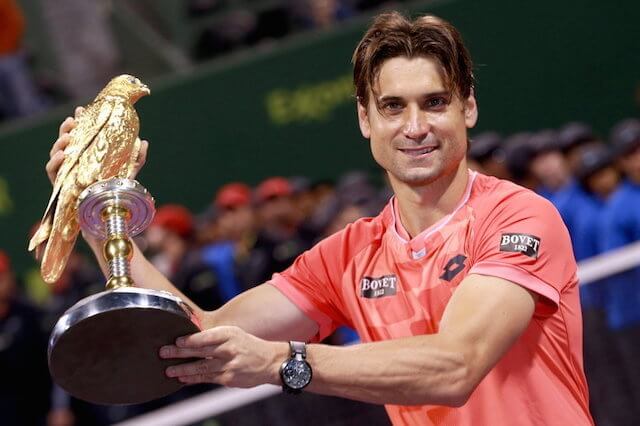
[{"left": 352, "top": 12, "right": 475, "bottom": 107}]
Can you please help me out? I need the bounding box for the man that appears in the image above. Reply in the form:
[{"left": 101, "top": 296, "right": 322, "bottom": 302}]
[{"left": 46, "top": 12, "right": 592, "bottom": 425}]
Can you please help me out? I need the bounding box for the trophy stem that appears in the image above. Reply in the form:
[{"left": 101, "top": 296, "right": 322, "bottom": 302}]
[{"left": 102, "top": 204, "right": 135, "bottom": 289}]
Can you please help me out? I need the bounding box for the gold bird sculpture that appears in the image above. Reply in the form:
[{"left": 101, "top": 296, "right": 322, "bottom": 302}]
[{"left": 28, "top": 74, "right": 150, "bottom": 284}]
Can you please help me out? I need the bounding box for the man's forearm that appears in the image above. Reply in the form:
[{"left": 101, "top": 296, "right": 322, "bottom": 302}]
[
  {"left": 301, "top": 334, "right": 473, "bottom": 407},
  {"left": 83, "top": 233, "right": 206, "bottom": 321}
]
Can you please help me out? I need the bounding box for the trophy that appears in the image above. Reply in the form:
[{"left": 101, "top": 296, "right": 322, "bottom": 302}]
[
  {"left": 28, "top": 75, "right": 200, "bottom": 404},
  {"left": 47, "top": 178, "right": 200, "bottom": 405}
]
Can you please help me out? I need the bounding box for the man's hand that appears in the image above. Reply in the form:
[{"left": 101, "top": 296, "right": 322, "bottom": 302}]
[
  {"left": 45, "top": 106, "right": 149, "bottom": 185},
  {"left": 160, "top": 326, "right": 289, "bottom": 388}
]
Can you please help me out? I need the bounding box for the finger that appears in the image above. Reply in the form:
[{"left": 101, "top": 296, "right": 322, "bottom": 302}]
[
  {"left": 159, "top": 344, "right": 215, "bottom": 359},
  {"left": 166, "top": 359, "right": 221, "bottom": 378},
  {"left": 58, "top": 117, "right": 76, "bottom": 138},
  {"left": 137, "top": 139, "right": 149, "bottom": 167},
  {"left": 176, "top": 327, "right": 235, "bottom": 348},
  {"left": 46, "top": 151, "right": 66, "bottom": 184},
  {"left": 176, "top": 374, "right": 213, "bottom": 385},
  {"left": 49, "top": 134, "right": 71, "bottom": 158}
]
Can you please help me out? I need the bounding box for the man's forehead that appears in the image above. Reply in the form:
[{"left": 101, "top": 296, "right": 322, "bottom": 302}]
[{"left": 371, "top": 56, "right": 448, "bottom": 97}]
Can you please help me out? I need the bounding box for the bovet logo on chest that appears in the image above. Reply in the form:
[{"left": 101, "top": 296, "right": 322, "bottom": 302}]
[
  {"left": 360, "top": 275, "right": 398, "bottom": 299},
  {"left": 499, "top": 233, "right": 541, "bottom": 258}
]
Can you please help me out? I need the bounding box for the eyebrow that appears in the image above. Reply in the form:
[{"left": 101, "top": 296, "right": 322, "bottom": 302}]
[{"left": 376, "top": 90, "right": 451, "bottom": 103}]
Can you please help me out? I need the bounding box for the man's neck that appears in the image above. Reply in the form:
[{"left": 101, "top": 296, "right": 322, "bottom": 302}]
[{"left": 391, "top": 162, "right": 470, "bottom": 238}]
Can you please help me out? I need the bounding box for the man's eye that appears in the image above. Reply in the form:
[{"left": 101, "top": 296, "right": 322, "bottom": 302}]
[
  {"left": 383, "top": 102, "right": 403, "bottom": 112},
  {"left": 427, "top": 97, "right": 447, "bottom": 108}
]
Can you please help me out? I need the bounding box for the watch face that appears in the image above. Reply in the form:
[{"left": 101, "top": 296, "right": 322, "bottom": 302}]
[{"left": 281, "top": 359, "right": 312, "bottom": 389}]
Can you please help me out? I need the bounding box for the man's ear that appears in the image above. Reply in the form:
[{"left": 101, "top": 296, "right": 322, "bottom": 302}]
[
  {"left": 357, "top": 101, "right": 371, "bottom": 139},
  {"left": 464, "top": 89, "right": 478, "bottom": 129}
]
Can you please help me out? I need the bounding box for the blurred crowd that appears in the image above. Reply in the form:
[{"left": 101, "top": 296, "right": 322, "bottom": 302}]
[
  {"left": 2, "top": 116, "right": 640, "bottom": 425},
  {"left": 0, "top": 0, "right": 409, "bottom": 125}
]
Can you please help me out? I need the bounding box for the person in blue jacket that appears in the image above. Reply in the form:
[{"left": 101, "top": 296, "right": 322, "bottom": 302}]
[{"left": 600, "top": 118, "right": 640, "bottom": 409}]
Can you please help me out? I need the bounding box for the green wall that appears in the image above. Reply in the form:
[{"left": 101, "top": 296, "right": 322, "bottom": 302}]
[{"left": 1, "top": 0, "right": 639, "bottom": 276}]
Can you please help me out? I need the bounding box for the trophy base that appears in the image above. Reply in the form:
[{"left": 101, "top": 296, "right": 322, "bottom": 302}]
[{"left": 48, "top": 287, "right": 200, "bottom": 405}]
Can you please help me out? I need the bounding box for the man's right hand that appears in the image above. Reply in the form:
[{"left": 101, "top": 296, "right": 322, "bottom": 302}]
[{"left": 45, "top": 106, "right": 149, "bottom": 185}]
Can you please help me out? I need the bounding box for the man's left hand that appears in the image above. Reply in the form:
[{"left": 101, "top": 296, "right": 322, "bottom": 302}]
[{"left": 160, "top": 326, "right": 288, "bottom": 388}]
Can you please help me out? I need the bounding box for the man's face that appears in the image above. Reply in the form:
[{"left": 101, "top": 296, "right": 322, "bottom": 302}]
[{"left": 358, "top": 56, "right": 477, "bottom": 187}]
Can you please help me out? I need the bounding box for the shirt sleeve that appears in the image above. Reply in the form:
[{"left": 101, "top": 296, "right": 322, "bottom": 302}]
[
  {"left": 468, "top": 190, "right": 578, "bottom": 317},
  {"left": 269, "top": 227, "right": 354, "bottom": 342}
]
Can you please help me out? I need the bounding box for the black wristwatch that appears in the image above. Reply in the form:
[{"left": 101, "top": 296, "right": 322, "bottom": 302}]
[{"left": 279, "top": 341, "right": 313, "bottom": 394}]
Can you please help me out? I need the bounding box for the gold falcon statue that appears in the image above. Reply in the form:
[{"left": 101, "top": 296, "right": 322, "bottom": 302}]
[{"left": 28, "top": 74, "right": 150, "bottom": 284}]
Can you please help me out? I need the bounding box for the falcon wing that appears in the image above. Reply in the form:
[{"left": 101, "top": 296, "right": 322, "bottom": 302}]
[{"left": 28, "top": 100, "right": 114, "bottom": 252}]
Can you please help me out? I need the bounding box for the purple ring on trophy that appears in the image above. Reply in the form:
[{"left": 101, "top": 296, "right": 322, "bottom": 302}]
[{"left": 48, "top": 177, "right": 201, "bottom": 405}]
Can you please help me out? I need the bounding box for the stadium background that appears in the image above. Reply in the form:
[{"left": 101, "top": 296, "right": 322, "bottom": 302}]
[
  {"left": 1, "top": 0, "right": 638, "bottom": 273},
  {"left": 0, "top": 0, "right": 639, "bottom": 425}
]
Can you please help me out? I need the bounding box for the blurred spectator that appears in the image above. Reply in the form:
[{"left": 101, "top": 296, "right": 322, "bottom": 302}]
[
  {"left": 600, "top": 118, "right": 640, "bottom": 410},
  {"left": 528, "top": 129, "right": 572, "bottom": 199},
  {"left": 502, "top": 132, "right": 536, "bottom": 189},
  {"left": 0, "top": 250, "right": 50, "bottom": 426},
  {"left": 201, "top": 182, "right": 257, "bottom": 302},
  {"left": 289, "top": 0, "right": 355, "bottom": 30},
  {"left": 569, "top": 144, "right": 631, "bottom": 425},
  {"left": 41, "top": 0, "right": 120, "bottom": 101},
  {"left": 145, "top": 204, "right": 223, "bottom": 311},
  {"left": 557, "top": 121, "right": 600, "bottom": 174},
  {"left": 0, "top": 0, "right": 48, "bottom": 120},
  {"left": 242, "top": 177, "right": 311, "bottom": 286},
  {"left": 468, "top": 131, "right": 509, "bottom": 179},
  {"left": 193, "top": 8, "right": 258, "bottom": 61}
]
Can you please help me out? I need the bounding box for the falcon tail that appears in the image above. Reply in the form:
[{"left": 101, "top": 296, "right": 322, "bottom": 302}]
[
  {"left": 28, "top": 216, "right": 52, "bottom": 253},
  {"left": 40, "top": 220, "right": 80, "bottom": 284}
]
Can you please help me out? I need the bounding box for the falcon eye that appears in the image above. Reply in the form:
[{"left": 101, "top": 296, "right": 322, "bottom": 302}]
[{"left": 128, "top": 76, "right": 136, "bottom": 83}]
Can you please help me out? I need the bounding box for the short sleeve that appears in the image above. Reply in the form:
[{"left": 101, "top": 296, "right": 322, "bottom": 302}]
[
  {"left": 468, "top": 190, "right": 577, "bottom": 316},
  {"left": 270, "top": 229, "right": 353, "bottom": 342}
]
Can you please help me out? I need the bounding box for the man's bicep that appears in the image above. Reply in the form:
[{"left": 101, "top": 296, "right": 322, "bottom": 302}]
[
  {"left": 439, "top": 274, "right": 537, "bottom": 389},
  {"left": 202, "top": 283, "right": 319, "bottom": 342}
]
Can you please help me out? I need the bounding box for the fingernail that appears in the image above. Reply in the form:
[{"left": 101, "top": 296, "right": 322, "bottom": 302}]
[
  {"left": 176, "top": 337, "right": 185, "bottom": 346},
  {"left": 159, "top": 346, "right": 171, "bottom": 358},
  {"left": 166, "top": 367, "right": 175, "bottom": 377}
]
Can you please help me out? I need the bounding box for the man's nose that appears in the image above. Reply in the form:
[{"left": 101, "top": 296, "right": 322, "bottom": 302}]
[{"left": 402, "top": 106, "right": 430, "bottom": 139}]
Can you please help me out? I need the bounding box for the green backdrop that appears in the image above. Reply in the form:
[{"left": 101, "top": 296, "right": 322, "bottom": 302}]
[{"left": 1, "top": 0, "right": 639, "bottom": 276}]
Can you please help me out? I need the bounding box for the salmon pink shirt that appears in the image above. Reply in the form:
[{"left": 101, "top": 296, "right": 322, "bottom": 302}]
[{"left": 272, "top": 171, "right": 593, "bottom": 426}]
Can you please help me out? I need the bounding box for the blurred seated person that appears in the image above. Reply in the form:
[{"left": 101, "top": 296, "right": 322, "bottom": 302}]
[
  {"left": 0, "top": 0, "right": 48, "bottom": 120},
  {"left": 467, "top": 131, "right": 508, "bottom": 178},
  {"left": 502, "top": 132, "right": 537, "bottom": 189},
  {"left": 557, "top": 121, "right": 601, "bottom": 175},
  {"left": 528, "top": 129, "right": 572, "bottom": 200},
  {"left": 241, "top": 177, "right": 311, "bottom": 287},
  {"left": 144, "top": 204, "right": 223, "bottom": 311},
  {"left": 0, "top": 250, "right": 50, "bottom": 426},
  {"left": 201, "top": 182, "right": 257, "bottom": 302},
  {"left": 290, "top": 0, "right": 355, "bottom": 30},
  {"left": 599, "top": 118, "right": 640, "bottom": 410}
]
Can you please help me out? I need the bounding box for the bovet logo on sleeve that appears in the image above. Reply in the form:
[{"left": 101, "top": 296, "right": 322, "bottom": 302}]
[
  {"left": 360, "top": 275, "right": 398, "bottom": 299},
  {"left": 499, "top": 233, "right": 541, "bottom": 258}
]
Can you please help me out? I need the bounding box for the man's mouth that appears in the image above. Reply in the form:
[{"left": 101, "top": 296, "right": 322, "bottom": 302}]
[{"left": 398, "top": 146, "right": 438, "bottom": 156}]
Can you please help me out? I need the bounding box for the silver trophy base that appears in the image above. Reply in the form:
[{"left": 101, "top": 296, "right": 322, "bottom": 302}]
[{"left": 48, "top": 287, "right": 200, "bottom": 405}]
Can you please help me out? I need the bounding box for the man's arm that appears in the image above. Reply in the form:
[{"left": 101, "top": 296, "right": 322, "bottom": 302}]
[
  {"left": 303, "top": 274, "right": 537, "bottom": 406},
  {"left": 84, "top": 234, "right": 318, "bottom": 340},
  {"left": 163, "top": 273, "right": 537, "bottom": 407}
]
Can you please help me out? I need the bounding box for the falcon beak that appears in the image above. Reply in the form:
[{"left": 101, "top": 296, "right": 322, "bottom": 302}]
[{"left": 141, "top": 85, "right": 151, "bottom": 95}]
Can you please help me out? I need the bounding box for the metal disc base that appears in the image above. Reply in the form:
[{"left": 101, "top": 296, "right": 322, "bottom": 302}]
[{"left": 48, "top": 288, "right": 200, "bottom": 405}]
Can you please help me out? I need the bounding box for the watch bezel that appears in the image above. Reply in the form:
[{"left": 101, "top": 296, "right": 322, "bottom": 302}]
[{"left": 279, "top": 353, "right": 312, "bottom": 393}]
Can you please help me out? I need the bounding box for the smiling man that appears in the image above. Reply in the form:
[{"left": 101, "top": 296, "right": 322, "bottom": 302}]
[{"left": 48, "top": 11, "right": 592, "bottom": 426}]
